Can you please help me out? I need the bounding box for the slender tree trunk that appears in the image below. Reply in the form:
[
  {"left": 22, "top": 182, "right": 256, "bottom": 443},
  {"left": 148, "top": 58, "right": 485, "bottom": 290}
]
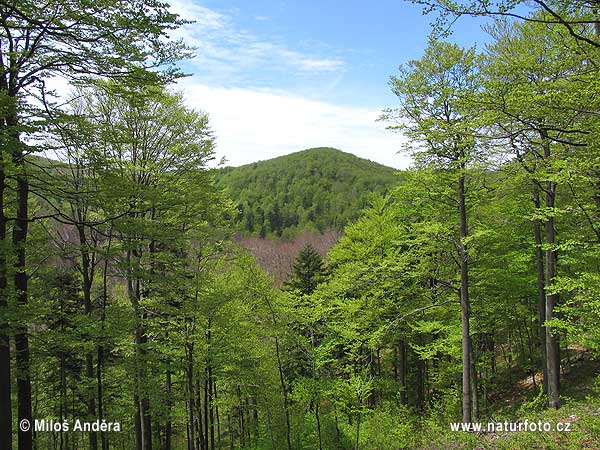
[
  {"left": 213, "top": 381, "right": 221, "bottom": 450},
  {"left": 524, "top": 314, "right": 537, "bottom": 391},
  {"left": 227, "top": 415, "right": 234, "bottom": 450},
  {"left": 416, "top": 353, "right": 425, "bottom": 414},
  {"left": 244, "top": 397, "right": 250, "bottom": 445},
  {"left": 236, "top": 386, "right": 244, "bottom": 449},
  {"left": 186, "top": 343, "right": 196, "bottom": 450},
  {"left": 14, "top": 157, "right": 33, "bottom": 450},
  {"left": 97, "top": 285, "right": 106, "bottom": 450},
  {"left": 78, "top": 226, "right": 98, "bottom": 450},
  {"left": 128, "top": 250, "right": 152, "bottom": 450},
  {"left": 274, "top": 337, "right": 292, "bottom": 450},
  {"left": 393, "top": 346, "right": 398, "bottom": 380},
  {"left": 208, "top": 366, "right": 215, "bottom": 450},
  {"left": 0, "top": 155, "right": 12, "bottom": 450},
  {"left": 399, "top": 341, "right": 406, "bottom": 404},
  {"left": 195, "top": 374, "right": 204, "bottom": 450},
  {"left": 203, "top": 378, "right": 209, "bottom": 450},
  {"left": 135, "top": 394, "right": 143, "bottom": 450},
  {"left": 100, "top": 229, "right": 112, "bottom": 450},
  {"left": 97, "top": 344, "right": 108, "bottom": 450},
  {"left": 263, "top": 295, "right": 292, "bottom": 450},
  {"left": 165, "top": 369, "right": 172, "bottom": 450},
  {"left": 136, "top": 324, "right": 152, "bottom": 450},
  {"left": 532, "top": 187, "right": 549, "bottom": 394},
  {"left": 457, "top": 171, "right": 472, "bottom": 422},
  {"left": 60, "top": 352, "right": 66, "bottom": 450},
  {"left": 59, "top": 291, "right": 67, "bottom": 450},
  {"left": 251, "top": 395, "right": 258, "bottom": 443},
  {"left": 334, "top": 411, "right": 341, "bottom": 450},
  {"left": 315, "top": 402, "right": 323, "bottom": 450},
  {"left": 541, "top": 134, "right": 561, "bottom": 409},
  {"left": 265, "top": 403, "right": 275, "bottom": 450}
]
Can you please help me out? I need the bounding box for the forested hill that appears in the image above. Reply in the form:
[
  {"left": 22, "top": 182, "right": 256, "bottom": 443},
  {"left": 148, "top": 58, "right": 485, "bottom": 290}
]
[{"left": 214, "top": 147, "right": 400, "bottom": 238}]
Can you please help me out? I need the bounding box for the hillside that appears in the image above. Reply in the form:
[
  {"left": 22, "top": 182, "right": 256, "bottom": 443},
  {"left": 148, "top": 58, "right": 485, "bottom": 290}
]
[{"left": 214, "top": 147, "right": 401, "bottom": 239}]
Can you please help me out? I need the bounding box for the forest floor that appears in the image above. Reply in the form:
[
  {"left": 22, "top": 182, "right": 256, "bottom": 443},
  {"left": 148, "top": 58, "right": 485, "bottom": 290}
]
[{"left": 422, "top": 350, "right": 600, "bottom": 449}]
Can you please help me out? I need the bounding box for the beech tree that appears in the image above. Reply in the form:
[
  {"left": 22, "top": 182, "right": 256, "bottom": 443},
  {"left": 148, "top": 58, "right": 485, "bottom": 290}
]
[{"left": 382, "top": 41, "right": 485, "bottom": 422}]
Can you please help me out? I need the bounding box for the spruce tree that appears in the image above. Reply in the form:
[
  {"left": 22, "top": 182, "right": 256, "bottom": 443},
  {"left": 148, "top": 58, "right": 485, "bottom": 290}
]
[{"left": 285, "top": 244, "right": 327, "bottom": 295}]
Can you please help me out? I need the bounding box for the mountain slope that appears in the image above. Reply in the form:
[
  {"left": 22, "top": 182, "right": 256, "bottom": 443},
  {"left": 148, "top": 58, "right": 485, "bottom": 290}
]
[{"left": 214, "top": 147, "right": 401, "bottom": 238}]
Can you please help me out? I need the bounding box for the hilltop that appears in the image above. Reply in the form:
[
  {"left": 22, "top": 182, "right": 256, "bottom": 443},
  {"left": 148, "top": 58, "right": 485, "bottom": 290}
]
[{"left": 214, "top": 147, "right": 401, "bottom": 239}]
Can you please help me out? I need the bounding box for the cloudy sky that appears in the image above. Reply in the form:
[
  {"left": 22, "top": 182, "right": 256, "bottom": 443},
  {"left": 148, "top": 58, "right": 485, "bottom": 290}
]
[{"left": 168, "top": 0, "right": 490, "bottom": 169}]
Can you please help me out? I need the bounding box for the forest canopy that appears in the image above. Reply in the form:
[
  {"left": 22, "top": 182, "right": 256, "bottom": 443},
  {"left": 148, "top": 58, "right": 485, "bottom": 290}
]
[
  {"left": 1, "top": 1, "right": 600, "bottom": 450},
  {"left": 214, "top": 148, "right": 400, "bottom": 238}
]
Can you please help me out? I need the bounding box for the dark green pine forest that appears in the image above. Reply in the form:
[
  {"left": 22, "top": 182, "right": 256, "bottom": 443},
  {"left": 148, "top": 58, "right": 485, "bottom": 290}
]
[{"left": 2, "top": 1, "right": 600, "bottom": 450}]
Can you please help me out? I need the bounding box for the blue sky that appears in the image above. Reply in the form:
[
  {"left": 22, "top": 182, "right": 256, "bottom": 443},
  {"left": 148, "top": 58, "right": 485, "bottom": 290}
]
[{"left": 170, "top": 0, "right": 492, "bottom": 168}]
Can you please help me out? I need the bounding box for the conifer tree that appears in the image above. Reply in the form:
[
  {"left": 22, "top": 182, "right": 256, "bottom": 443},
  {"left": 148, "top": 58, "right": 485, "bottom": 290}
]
[{"left": 285, "top": 244, "right": 327, "bottom": 295}]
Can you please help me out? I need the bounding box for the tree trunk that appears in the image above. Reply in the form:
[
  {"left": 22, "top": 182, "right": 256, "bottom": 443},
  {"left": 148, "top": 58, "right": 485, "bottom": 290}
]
[
  {"left": 458, "top": 171, "right": 472, "bottom": 422},
  {"left": 135, "top": 393, "right": 143, "bottom": 450},
  {"left": 227, "top": 415, "right": 234, "bottom": 450},
  {"left": 264, "top": 294, "right": 292, "bottom": 450},
  {"left": 186, "top": 343, "right": 196, "bottom": 450},
  {"left": 273, "top": 335, "right": 291, "bottom": 450},
  {"left": 100, "top": 229, "right": 112, "bottom": 450},
  {"left": 541, "top": 133, "right": 561, "bottom": 409},
  {"left": 244, "top": 397, "right": 251, "bottom": 445},
  {"left": 532, "top": 187, "right": 549, "bottom": 394},
  {"left": 97, "top": 344, "right": 108, "bottom": 450},
  {"left": 78, "top": 225, "right": 98, "bottom": 450},
  {"left": 195, "top": 374, "right": 204, "bottom": 450},
  {"left": 208, "top": 366, "right": 215, "bottom": 450},
  {"left": 59, "top": 292, "right": 67, "bottom": 450},
  {"left": 416, "top": 353, "right": 425, "bottom": 414},
  {"left": 236, "top": 386, "right": 244, "bottom": 449},
  {"left": 399, "top": 341, "right": 407, "bottom": 404},
  {"left": 315, "top": 401, "right": 323, "bottom": 450},
  {"left": 354, "top": 407, "right": 360, "bottom": 450},
  {"left": 14, "top": 161, "right": 33, "bottom": 450},
  {"left": 214, "top": 381, "right": 221, "bottom": 450},
  {"left": 544, "top": 192, "right": 561, "bottom": 408},
  {"left": 128, "top": 250, "right": 152, "bottom": 450},
  {"left": 136, "top": 325, "right": 152, "bottom": 450},
  {"left": 165, "top": 368, "right": 172, "bottom": 450},
  {"left": 203, "top": 378, "right": 209, "bottom": 450},
  {"left": 0, "top": 157, "right": 12, "bottom": 450}
]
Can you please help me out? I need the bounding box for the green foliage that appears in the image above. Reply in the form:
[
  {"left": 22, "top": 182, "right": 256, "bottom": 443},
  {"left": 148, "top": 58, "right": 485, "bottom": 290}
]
[
  {"left": 5, "top": 1, "right": 600, "bottom": 449},
  {"left": 284, "top": 244, "right": 328, "bottom": 295},
  {"left": 214, "top": 147, "right": 401, "bottom": 237}
]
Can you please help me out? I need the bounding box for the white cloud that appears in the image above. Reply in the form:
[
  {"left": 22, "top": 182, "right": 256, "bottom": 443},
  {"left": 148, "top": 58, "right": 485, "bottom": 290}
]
[
  {"left": 168, "top": 0, "right": 345, "bottom": 83},
  {"left": 177, "top": 79, "right": 411, "bottom": 169},
  {"left": 40, "top": 2, "right": 412, "bottom": 170}
]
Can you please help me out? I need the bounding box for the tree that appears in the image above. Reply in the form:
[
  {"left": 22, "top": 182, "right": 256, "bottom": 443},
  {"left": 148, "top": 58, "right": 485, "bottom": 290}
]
[
  {"left": 411, "top": 0, "right": 600, "bottom": 48},
  {"left": 78, "top": 82, "right": 218, "bottom": 450},
  {"left": 382, "top": 40, "right": 485, "bottom": 421},
  {"left": 480, "top": 16, "right": 597, "bottom": 408},
  {"left": 285, "top": 244, "right": 328, "bottom": 295}
]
